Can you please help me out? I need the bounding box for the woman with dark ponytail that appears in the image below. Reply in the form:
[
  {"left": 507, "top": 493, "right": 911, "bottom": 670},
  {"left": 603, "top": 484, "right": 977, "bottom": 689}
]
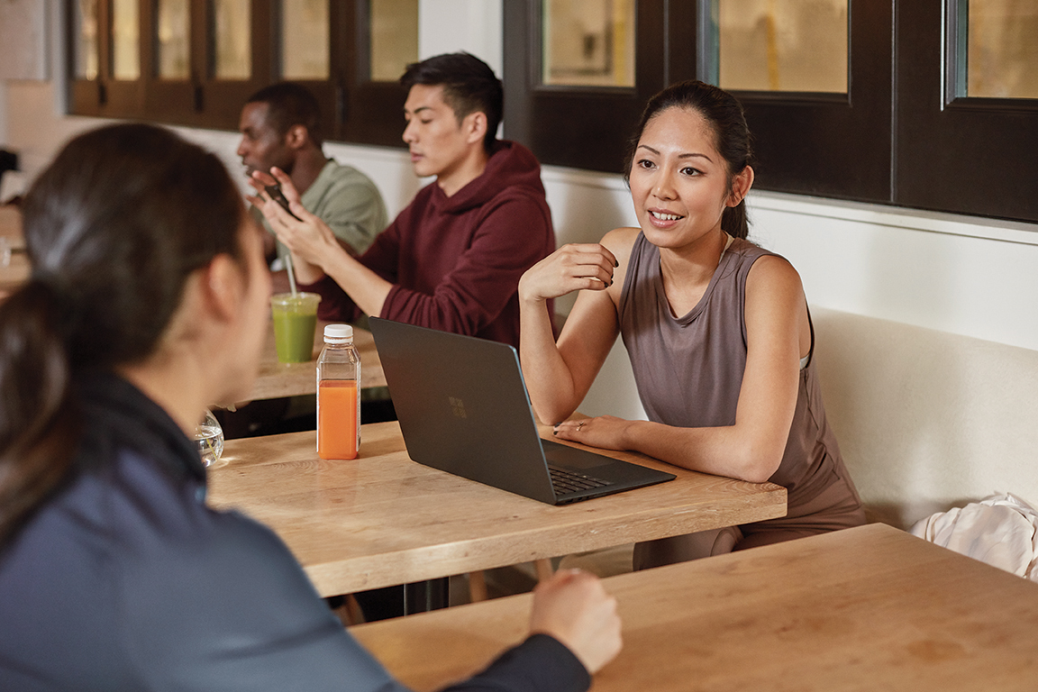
[
  {"left": 0, "top": 124, "right": 619, "bottom": 690},
  {"left": 519, "top": 81, "right": 865, "bottom": 568}
]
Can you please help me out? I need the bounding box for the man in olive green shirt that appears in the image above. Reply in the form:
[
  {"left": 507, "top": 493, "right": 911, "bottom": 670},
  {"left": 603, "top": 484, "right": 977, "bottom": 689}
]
[{"left": 237, "top": 82, "right": 388, "bottom": 274}]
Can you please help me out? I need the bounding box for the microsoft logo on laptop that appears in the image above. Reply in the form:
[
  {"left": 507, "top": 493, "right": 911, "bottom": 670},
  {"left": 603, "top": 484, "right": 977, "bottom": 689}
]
[{"left": 449, "top": 397, "right": 467, "bottom": 419}]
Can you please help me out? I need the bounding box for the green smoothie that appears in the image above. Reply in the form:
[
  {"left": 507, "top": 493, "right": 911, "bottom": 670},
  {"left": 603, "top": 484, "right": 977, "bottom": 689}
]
[{"left": 271, "top": 292, "right": 321, "bottom": 363}]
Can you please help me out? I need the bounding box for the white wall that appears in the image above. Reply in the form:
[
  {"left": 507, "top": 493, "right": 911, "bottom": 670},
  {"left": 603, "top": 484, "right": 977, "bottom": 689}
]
[{"left": 419, "top": 0, "right": 503, "bottom": 75}]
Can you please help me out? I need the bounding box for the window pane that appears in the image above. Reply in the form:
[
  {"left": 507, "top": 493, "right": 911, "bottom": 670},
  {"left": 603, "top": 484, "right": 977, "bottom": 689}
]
[
  {"left": 157, "top": 0, "right": 190, "bottom": 79},
  {"left": 213, "top": 0, "right": 251, "bottom": 80},
  {"left": 542, "top": 0, "right": 635, "bottom": 88},
  {"left": 370, "top": 0, "right": 418, "bottom": 82},
  {"left": 74, "top": 0, "right": 99, "bottom": 80},
  {"left": 112, "top": 0, "right": 140, "bottom": 80},
  {"left": 966, "top": 1, "right": 1038, "bottom": 99},
  {"left": 718, "top": 0, "right": 847, "bottom": 93},
  {"left": 281, "top": 0, "right": 329, "bottom": 79}
]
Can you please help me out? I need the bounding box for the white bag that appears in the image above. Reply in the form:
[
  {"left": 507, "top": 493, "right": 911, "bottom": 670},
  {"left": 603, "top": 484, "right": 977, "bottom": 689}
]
[{"left": 910, "top": 492, "right": 1038, "bottom": 581}]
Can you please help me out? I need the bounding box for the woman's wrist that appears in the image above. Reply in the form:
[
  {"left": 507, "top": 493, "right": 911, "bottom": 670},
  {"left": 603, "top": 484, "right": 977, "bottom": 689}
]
[{"left": 619, "top": 419, "right": 642, "bottom": 450}]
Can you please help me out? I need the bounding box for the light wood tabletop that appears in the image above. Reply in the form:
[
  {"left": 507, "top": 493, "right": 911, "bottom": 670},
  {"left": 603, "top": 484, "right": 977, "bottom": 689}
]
[
  {"left": 351, "top": 523, "right": 1038, "bottom": 691},
  {"left": 0, "top": 205, "right": 25, "bottom": 249},
  {"left": 0, "top": 206, "right": 29, "bottom": 296},
  {"left": 243, "top": 320, "right": 385, "bottom": 403},
  {"left": 207, "top": 420, "right": 786, "bottom": 597}
]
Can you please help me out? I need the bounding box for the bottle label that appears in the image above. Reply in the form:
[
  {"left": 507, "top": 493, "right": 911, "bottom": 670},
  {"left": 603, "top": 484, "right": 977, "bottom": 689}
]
[{"left": 317, "top": 380, "right": 359, "bottom": 460}]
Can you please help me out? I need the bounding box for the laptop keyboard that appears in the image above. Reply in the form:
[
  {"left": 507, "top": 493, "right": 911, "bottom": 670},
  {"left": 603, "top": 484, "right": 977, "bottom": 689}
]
[{"left": 549, "top": 466, "right": 614, "bottom": 496}]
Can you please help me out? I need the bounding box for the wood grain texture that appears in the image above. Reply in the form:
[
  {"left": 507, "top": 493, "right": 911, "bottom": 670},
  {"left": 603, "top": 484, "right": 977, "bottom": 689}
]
[
  {"left": 0, "top": 252, "right": 30, "bottom": 293},
  {"left": 352, "top": 523, "right": 1038, "bottom": 691},
  {"left": 0, "top": 206, "right": 25, "bottom": 249},
  {"left": 208, "top": 421, "right": 786, "bottom": 596},
  {"left": 0, "top": 206, "right": 28, "bottom": 295},
  {"left": 244, "top": 321, "right": 385, "bottom": 402}
]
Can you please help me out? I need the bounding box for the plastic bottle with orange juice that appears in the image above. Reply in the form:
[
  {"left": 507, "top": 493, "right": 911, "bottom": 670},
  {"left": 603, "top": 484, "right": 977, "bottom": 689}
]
[{"left": 316, "top": 324, "right": 361, "bottom": 459}]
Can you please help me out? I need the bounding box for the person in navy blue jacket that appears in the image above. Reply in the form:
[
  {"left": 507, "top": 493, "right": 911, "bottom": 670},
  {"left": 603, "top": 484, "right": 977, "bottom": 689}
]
[{"left": 0, "top": 123, "right": 621, "bottom": 691}]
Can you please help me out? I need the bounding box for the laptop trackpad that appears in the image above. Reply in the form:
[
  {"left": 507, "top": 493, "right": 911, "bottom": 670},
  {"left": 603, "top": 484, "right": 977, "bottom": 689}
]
[{"left": 543, "top": 440, "right": 615, "bottom": 470}]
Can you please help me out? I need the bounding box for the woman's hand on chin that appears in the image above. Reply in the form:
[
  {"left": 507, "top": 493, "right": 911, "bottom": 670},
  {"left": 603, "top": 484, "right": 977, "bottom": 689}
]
[
  {"left": 519, "top": 243, "right": 619, "bottom": 304},
  {"left": 553, "top": 415, "right": 631, "bottom": 451}
]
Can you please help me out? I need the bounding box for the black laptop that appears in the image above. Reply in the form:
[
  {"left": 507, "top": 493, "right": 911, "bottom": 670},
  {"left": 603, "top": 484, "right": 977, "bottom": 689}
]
[{"left": 369, "top": 318, "right": 675, "bottom": 505}]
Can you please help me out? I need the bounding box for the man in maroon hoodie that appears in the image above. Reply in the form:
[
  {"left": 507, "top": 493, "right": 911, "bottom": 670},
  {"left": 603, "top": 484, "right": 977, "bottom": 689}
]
[{"left": 250, "top": 52, "right": 555, "bottom": 348}]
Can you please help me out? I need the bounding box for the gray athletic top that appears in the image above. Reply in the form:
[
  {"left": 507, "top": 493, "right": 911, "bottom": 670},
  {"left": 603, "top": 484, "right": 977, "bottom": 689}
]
[{"left": 619, "top": 233, "right": 862, "bottom": 513}]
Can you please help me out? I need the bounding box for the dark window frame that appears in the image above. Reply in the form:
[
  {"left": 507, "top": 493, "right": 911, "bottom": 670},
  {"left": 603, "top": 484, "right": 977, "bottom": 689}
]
[
  {"left": 895, "top": 0, "right": 1038, "bottom": 222},
  {"left": 711, "top": 1, "right": 893, "bottom": 205},
  {"left": 503, "top": 0, "right": 698, "bottom": 175},
  {"left": 503, "top": 0, "right": 1038, "bottom": 224},
  {"left": 66, "top": 0, "right": 408, "bottom": 146}
]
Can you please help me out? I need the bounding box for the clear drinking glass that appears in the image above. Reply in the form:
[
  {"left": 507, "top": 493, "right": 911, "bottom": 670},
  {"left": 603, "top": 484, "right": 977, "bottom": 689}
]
[{"left": 194, "top": 409, "right": 224, "bottom": 467}]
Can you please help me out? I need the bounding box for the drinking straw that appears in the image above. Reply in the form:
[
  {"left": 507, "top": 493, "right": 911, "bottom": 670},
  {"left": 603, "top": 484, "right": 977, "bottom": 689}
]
[{"left": 284, "top": 251, "right": 298, "bottom": 296}]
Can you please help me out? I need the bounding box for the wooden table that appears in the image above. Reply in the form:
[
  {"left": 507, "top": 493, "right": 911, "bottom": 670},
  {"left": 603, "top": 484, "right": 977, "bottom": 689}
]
[
  {"left": 0, "top": 206, "right": 28, "bottom": 296},
  {"left": 207, "top": 420, "right": 786, "bottom": 597},
  {"left": 0, "top": 205, "right": 25, "bottom": 250},
  {"left": 351, "top": 523, "right": 1038, "bottom": 691},
  {"left": 244, "top": 320, "right": 385, "bottom": 402}
]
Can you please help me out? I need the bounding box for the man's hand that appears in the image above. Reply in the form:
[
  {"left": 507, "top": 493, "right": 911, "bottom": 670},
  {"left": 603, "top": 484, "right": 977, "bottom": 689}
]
[{"left": 529, "top": 569, "right": 622, "bottom": 674}]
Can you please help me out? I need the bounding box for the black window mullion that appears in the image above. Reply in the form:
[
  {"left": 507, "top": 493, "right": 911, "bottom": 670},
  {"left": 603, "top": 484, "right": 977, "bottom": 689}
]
[
  {"left": 727, "top": 0, "right": 892, "bottom": 204},
  {"left": 504, "top": 0, "right": 668, "bottom": 175},
  {"left": 895, "top": 1, "right": 1038, "bottom": 223}
]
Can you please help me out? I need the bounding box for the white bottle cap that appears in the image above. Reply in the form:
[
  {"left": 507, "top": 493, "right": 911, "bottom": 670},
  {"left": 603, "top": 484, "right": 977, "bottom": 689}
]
[{"left": 324, "top": 324, "right": 353, "bottom": 342}]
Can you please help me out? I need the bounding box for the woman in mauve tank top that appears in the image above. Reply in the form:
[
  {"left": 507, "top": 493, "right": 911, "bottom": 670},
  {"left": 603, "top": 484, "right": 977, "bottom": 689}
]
[{"left": 518, "top": 81, "right": 865, "bottom": 568}]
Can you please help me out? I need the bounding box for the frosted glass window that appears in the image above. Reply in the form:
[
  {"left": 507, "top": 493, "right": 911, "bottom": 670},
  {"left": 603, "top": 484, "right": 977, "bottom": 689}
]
[
  {"left": 157, "top": 0, "right": 190, "bottom": 79},
  {"left": 542, "top": 0, "right": 635, "bottom": 87},
  {"left": 282, "top": 0, "right": 329, "bottom": 79},
  {"left": 112, "top": 0, "right": 140, "bottom": 80},
  {"left": 213, "top": 0, "right": 251, "bottom": 80},
  {"left": 718, "top": 0, "right": 847, "bottom": 93},
  {"left": 74, "top": 0, "right": 99, "bottom": 80},
  {"left": 370, "top": 0, "right": 418, "bottom": 82},
  {"left": 965, "top": 0, "right": 1038, "bottom": 99}
]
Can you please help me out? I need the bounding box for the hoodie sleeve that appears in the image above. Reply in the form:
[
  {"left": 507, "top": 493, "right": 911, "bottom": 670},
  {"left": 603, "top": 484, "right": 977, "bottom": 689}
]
[
  {"left": 377, "top": 191, "right": 553, "bottom": 340},
  {"left": 298, "top": 212, "right": 405, "bottom": 323}
]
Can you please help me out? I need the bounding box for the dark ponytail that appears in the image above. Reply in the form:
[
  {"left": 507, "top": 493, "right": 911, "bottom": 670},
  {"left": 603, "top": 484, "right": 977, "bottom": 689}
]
[
  {"left": 0, "top": 282, "right": 81, "bottom": 543},
  {"left": 0, "top": 124, "right": 245, "bottom": 545},
  {"left": 624, "top": 80, "right": 754, "bottom": 239}
]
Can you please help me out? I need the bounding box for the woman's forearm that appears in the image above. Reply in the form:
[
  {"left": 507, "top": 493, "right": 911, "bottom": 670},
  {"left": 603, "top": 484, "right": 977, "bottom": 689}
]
[
  {"left": 621, "top": 420, "right": 783, "bottom": 484},
  {"left": 520, "top": 298, "right": 582, "bottom": 424}
]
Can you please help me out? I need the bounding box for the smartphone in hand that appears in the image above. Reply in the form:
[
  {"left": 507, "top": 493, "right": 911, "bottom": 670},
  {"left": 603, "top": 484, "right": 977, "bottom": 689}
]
[{"left": 264, "top": 183, "right": 302, "bottom": 221}]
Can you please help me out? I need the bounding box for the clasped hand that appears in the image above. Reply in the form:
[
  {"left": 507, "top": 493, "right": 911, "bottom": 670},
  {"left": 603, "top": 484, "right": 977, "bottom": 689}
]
[
  {"left": 553, "top": 415, "right": 632, "bottom": 451},
  {"left": 529, "top": 569, "right": 622, "bottom": 674},
  {"left": 519, "top": 243, "right": 619, "bottom": 304}
]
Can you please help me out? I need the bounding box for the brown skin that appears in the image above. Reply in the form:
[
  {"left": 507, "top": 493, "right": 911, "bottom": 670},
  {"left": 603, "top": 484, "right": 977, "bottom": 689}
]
[{"left": 236, "top": 101, "right": 328, "bottom": 260}]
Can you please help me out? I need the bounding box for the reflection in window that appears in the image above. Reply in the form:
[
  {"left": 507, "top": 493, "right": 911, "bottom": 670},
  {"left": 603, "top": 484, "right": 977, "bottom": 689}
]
[
  {"left": 282, "top": 0, "right": 329, "bottom": 79},
  {"left": 542, "top": 0, "right": 635, "bottom": 87},
  {"left": 966, "top": 1, "right": 1038, "bottom": 99},
  {"left": 213, "top": 0, "right": 251, "bottom": 80},
  {"left": 718, "top": 0, "right": 847, "bottom": 93},
  {"left": 112, "top": 0, "right": 140, "bottom": 80},
  {"left": 157, "top": 0, "right": 190, "bottom": 79},
  {"left": 74, "top": 0, "right": 99, "bottom": 79},
  {"left": 370, "top": 0, "right": 418, "bottom": 82}
]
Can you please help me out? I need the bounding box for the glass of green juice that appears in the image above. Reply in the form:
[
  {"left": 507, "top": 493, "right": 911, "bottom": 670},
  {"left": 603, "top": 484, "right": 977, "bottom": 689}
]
[{"left": 271, "top": 292, "right": 322, "bottom": 363}]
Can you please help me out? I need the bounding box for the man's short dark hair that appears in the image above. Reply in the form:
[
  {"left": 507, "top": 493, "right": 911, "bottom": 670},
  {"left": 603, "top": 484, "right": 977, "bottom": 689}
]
[
  {"left": 400, "top": 53, "right": 503, "bottom": 152},
  {"left": 246, "top": 82, "right": 324, "bottom": 148}
]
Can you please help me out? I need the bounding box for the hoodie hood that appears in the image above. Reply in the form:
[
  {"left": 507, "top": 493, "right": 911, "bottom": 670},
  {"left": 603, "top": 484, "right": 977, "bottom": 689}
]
[{"left": 439, "top": 141, "right": 546, "bottom": 215}]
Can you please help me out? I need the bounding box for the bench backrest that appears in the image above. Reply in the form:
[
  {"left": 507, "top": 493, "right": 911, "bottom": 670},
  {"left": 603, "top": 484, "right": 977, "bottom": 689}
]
[{"left": 811, "top": 307, "right": 1038, "bottom": 529}]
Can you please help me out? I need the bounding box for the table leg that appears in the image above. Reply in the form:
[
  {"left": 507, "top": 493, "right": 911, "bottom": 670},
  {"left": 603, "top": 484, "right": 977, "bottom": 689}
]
[{"left": 403, "top": 578, "right": 449, "bottom": 614}]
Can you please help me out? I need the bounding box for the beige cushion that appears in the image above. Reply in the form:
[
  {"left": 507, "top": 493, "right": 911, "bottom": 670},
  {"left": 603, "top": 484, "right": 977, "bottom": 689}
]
[{"left": 812, "top": 307, "right": 1038, "bottom": 529}]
